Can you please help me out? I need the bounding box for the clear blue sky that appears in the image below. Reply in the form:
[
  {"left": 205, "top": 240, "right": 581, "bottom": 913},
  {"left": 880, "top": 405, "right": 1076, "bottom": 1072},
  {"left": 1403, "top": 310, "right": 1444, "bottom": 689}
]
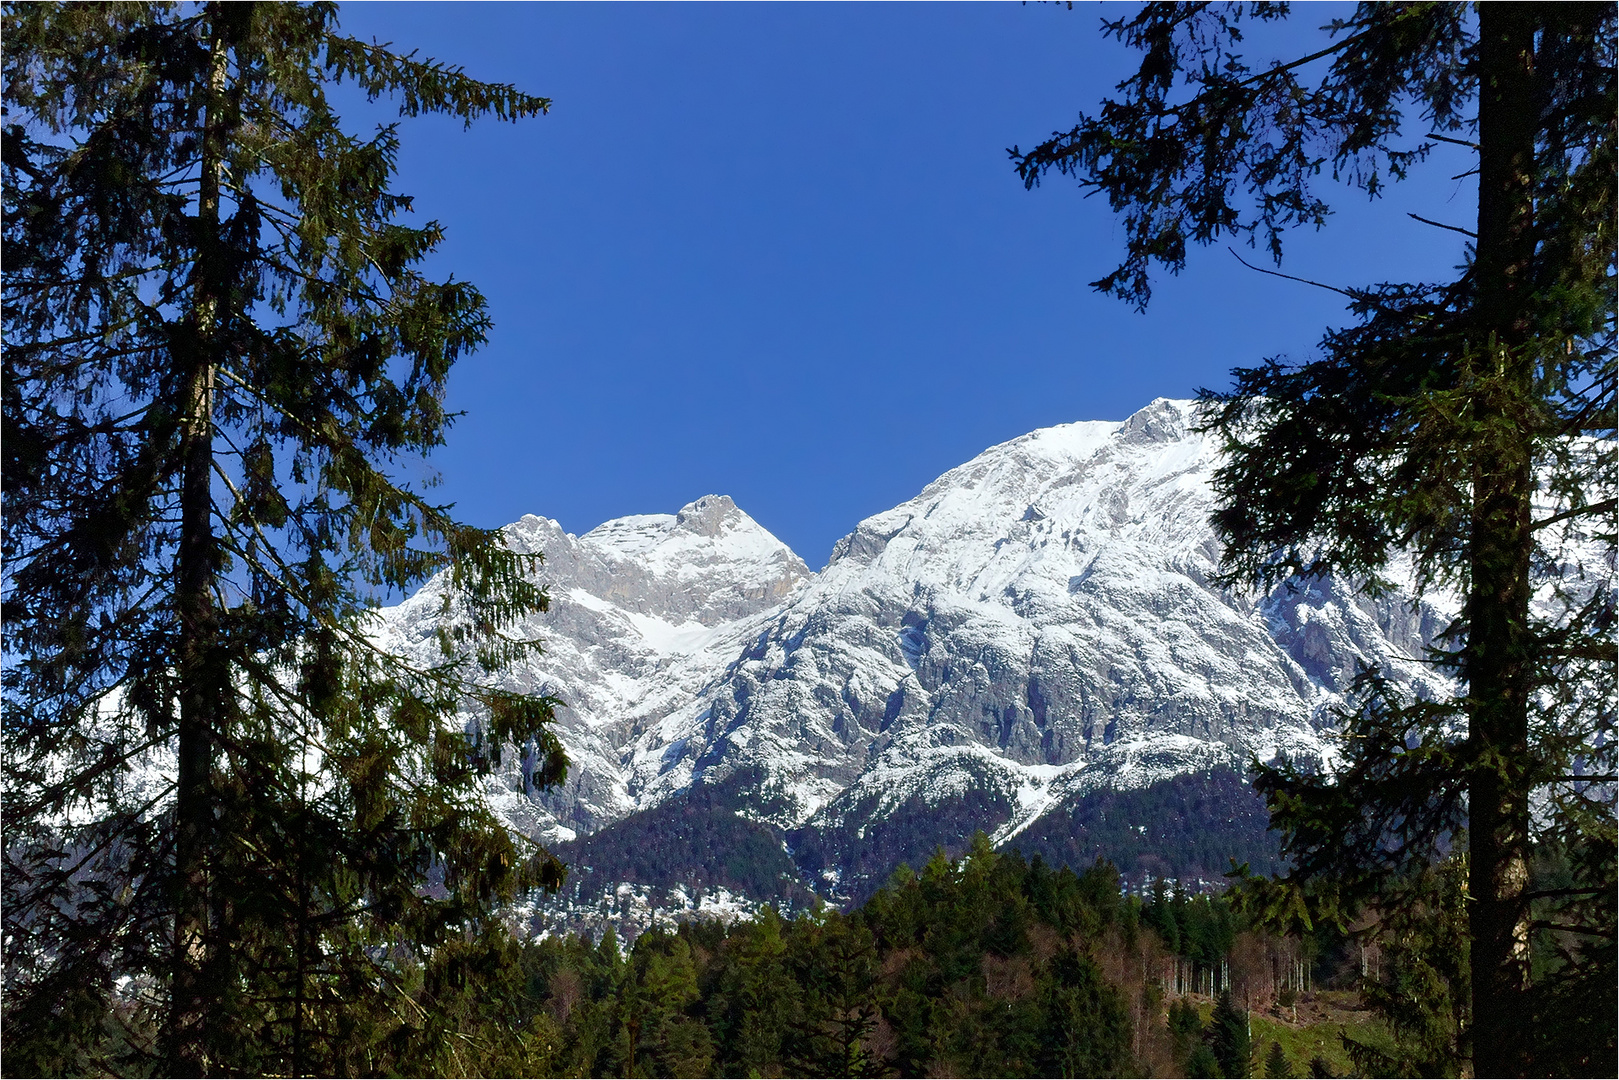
[{"left": 335, "top": 2, "right": 1476, "bottom": 567}]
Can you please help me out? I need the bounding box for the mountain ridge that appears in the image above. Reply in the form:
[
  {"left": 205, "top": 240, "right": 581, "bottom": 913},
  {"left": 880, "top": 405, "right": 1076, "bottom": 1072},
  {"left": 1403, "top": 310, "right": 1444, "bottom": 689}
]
[{"left": 376, "top": 398, "right": 1455, "bottom": 927}]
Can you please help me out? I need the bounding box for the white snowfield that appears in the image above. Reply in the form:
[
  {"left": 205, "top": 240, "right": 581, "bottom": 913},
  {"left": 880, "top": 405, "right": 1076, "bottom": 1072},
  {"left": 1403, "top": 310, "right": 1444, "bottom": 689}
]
[{"left": 376, "top": 398, "right": 1458, "bottom": 855}]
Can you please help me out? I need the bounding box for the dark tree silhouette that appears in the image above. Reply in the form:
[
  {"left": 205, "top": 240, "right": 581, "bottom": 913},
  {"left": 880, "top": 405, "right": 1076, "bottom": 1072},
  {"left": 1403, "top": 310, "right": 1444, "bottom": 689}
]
[
  {"left": 1012, "top": 5, "right": 1614, "bottom": 1076},
  {"left": 3, "top": 3, "right": 565, "bottom": 1074}
]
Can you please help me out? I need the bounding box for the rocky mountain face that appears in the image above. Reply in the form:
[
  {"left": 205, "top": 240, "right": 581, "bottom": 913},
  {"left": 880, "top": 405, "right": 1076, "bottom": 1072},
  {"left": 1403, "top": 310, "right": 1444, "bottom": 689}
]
[
  {"left": 377, "top": 492, "right": 812, "bottom": 844},
  {"left": 377, "top": 398, "right": 1455, "bottom": 934}
]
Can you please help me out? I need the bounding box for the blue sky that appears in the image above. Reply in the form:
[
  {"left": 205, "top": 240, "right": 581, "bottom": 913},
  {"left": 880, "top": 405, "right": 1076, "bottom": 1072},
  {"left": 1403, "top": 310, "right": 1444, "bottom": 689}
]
[{"left": 335, "top": 2, "right": 1476, "bottom": 567}]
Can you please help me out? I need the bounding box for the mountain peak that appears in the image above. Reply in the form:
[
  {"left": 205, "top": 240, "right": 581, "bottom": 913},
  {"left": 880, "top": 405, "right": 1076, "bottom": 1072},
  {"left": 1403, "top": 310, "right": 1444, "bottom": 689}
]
[
  {"left": 674, "top": 494, "right": 742, "bottom": 538},
  {"left": 1118, "top": 396, "right": 1196, "bottom": 445}
]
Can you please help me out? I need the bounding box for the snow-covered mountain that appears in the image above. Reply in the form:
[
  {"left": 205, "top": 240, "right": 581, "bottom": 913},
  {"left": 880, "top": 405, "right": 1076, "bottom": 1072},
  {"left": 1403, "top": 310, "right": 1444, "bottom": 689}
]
[
  {"left": 378, "top": 398, "right": 1455, "bottom": 923},
  {"left": 377, "top": 492, "right": 812, "bottom": 843}
]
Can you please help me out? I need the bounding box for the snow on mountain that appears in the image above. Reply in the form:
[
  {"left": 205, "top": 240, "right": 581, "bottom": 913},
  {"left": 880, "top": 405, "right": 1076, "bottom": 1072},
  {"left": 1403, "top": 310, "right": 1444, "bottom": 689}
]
[
  {"left": 377, "top": 399, "right": 1455, "bottom": 904},
  {"left": 375, "top": 494, "right": 810, "bottom": 845}
]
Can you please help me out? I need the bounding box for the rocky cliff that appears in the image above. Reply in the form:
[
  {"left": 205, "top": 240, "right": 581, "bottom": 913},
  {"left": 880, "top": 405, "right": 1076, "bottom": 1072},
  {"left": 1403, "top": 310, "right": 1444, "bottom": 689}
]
[{"left": 376, "top": 399, "right": 1458, "bottom": 929}]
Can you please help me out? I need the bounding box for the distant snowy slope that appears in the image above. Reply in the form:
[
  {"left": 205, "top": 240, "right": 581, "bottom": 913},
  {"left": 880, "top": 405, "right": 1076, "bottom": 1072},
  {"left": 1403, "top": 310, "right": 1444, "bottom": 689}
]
[{"left": 376, "top": 399, "right": 1457, "bottom": 911}]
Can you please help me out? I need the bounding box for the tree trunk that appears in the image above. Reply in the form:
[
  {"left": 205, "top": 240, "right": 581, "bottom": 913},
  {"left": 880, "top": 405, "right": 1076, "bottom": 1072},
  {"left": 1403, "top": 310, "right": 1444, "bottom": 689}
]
[
  {"left": 168, "top": 11, "right": 230, "bottom": 1075},
  {"left": 1466, "top": 4, "right": 1539, "bottom": 1077}
]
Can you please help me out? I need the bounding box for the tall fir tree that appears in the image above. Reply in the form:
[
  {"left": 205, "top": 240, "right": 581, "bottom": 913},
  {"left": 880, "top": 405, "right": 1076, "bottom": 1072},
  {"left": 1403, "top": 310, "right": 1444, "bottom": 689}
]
[
  {"left": 1209, "top": 987, "right": 1251, "bottom": 1080},
  {"left": 2, "top": 3, "right": 568, "bottom": 1075},
  {"left": 1263, "top": 1039, "right": 1292, "bottom": 1080},
  {"left": 1011, "top": 3, "right": 1615, "bottom": 1076}
]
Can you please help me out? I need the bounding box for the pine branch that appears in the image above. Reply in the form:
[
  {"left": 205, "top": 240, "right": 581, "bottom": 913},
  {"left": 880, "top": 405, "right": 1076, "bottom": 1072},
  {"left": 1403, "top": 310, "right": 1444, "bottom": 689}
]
[
  {"left": 1225, "top": 246, "right": 1355, "bottom": 297},
  {"left": 1407, "top": 212, "right": 1476, "bottom": 238},
  {"left": 1426, "top": 132, "right": 1480, "bottom": 150},
  {"left": 1532, "top": 498, "right": 1616, "bottom": 532},
  {"left": 1522, "top": 886, "right": 1613, "bottom": 900}
]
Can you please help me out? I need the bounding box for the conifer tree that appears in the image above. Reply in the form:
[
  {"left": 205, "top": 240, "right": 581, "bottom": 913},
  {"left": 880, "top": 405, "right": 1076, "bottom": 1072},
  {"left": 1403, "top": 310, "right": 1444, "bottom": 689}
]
[
  {"left": 1013, "top": 5, "right": 1614, "bottom": 1075},
  {"left": 2, "top": 3, "right": 566, "bottom": 1074},
  {"left": 786, "top": 913, "right": 884, "bottom": 1078},
  {"left": 1263, "top": 1039, "right": 1292, "bottom": 1080},
  {"left": 1209, "top": 988, "right": 1251, "bottom": 1079},
  {"left": 1187, "top": 1042, "right": 1223, "bottom": 1080},
  {"left": 1343, "top": 859, "right": 1468, "bottom": 1078}
]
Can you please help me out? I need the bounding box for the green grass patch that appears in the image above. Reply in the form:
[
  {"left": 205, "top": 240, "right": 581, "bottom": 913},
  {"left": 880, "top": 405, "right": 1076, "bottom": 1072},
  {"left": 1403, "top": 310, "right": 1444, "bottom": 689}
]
[{"left": 1249, "top": 1003, "right": 1389, "bottom": 1078}]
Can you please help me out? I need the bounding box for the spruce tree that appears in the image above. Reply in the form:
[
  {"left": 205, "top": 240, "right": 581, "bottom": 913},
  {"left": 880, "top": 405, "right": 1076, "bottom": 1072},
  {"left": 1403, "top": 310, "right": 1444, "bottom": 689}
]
[
  {"left": 2, "top": 3, "right": 566, "bottom": 1074},
  {"left": 1209, "top": 988, "right": 1251, "bottom": 1080},
  {"left": 1263, "top": 1039, "right": 1292, "bottom": 1079},
  {"left": 1187, "top": 1043, "right": 1223, "bottom": 1080},
  {"left": 785, "top": 913, "right": 884, "bottom": 1079},
  {"left": 1012, "top": 5, "right": 1614, "bottom": 1075}
]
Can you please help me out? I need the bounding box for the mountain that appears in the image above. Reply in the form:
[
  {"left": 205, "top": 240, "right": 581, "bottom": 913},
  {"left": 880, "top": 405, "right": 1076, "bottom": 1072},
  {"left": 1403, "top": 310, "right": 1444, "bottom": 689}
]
[
  {"left": 376, "top": 398, "right": 1455, "bottom": 933},
  {"left": 377, "top": 492, "right": 811, "bottom": 841}
]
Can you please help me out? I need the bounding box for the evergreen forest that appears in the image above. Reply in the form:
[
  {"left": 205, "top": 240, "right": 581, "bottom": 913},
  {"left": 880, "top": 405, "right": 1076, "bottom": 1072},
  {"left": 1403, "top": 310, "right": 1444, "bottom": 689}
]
[{"left": 317, "top": 838, "right": 1422, "bottom": 1078}]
